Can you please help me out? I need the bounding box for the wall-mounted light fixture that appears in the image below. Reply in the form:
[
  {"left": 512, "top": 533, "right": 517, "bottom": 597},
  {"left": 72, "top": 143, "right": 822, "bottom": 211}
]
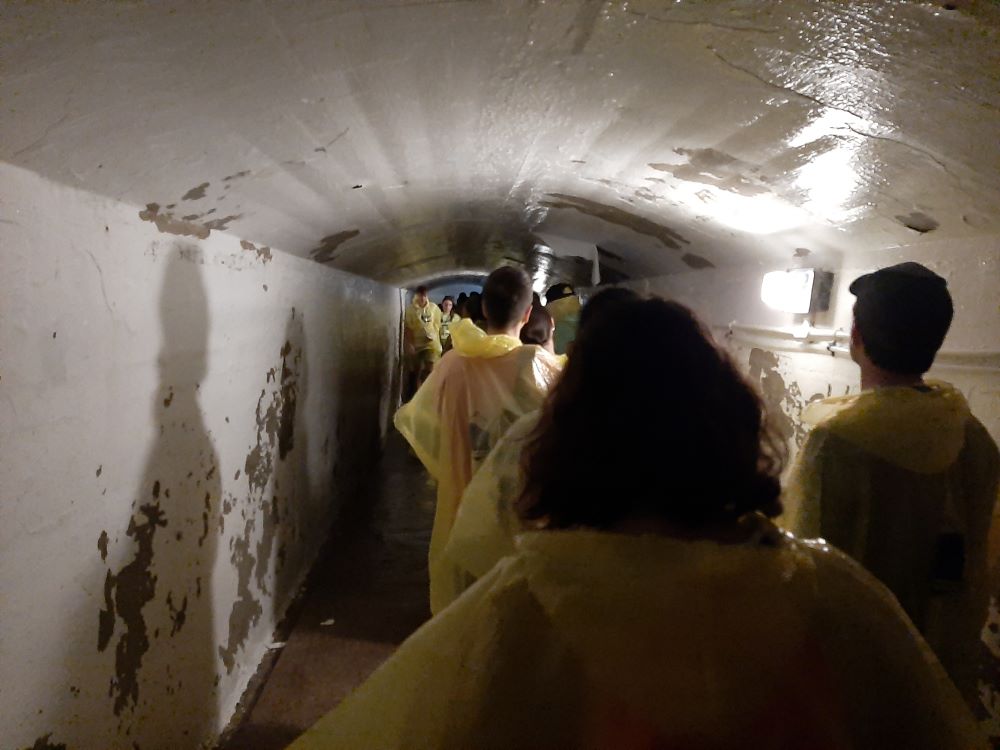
[{"left": 760, "top": 268, "right": 834, "bottom": 314}]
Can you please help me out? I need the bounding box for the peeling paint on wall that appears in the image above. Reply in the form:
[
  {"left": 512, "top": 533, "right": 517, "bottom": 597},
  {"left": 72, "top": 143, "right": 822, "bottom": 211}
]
[
  {"left": 139, "top": 203, "right": 241, "bottom": 240},
  {"left": 19, "top": 735, "right": 67, "bottom": 750},
  {"left": 218, "top": 517, "right": 262, "bottom": 674},
  {"left": 747, "top": 347, "right": 807, "bottom": 447},
  {"left": 181, "top": 182, "right": 210, "bottom": 201},
  {"left": 220, "top": 322, "right": 304, "bottom": 670},
  {"left": 240, "top": 240, "right": 273, "bottom": 264},
  {"left": 97, "top": 498, "right": 167, "bottom": 715},
  {"left": 140, "top": 203, "right": 211, "bottom": 240}
]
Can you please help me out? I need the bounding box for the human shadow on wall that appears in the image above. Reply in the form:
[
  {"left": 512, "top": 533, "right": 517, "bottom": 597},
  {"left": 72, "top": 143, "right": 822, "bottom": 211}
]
[{"left": 95, "top": 246, "right": 222, "bottom": 748}]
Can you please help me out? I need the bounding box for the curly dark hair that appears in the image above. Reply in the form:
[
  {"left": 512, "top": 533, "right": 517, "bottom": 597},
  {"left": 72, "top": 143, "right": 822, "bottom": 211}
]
[{"left": 517, "top": 297, "right": 785, "bottom": 529}]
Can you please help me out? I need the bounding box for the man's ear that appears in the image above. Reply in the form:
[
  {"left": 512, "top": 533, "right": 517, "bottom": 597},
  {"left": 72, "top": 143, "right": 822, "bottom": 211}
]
[{"left": 521, "top": 304, "right": 533, "bottom": 325}]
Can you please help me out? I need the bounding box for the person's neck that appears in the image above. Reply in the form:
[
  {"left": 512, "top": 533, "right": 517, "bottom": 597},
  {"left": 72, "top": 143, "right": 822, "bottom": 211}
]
[
  {"left": 859, "top": 364, "right": 924, "bottom": 391},
  {"left": 486, "top": 324, "right": 521, "bottom": 338}
]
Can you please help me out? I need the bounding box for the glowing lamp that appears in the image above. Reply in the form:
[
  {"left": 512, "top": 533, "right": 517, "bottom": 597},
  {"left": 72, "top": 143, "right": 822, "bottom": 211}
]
[{"left": 760, "top": 269, "right": 833, "bottom": 314}]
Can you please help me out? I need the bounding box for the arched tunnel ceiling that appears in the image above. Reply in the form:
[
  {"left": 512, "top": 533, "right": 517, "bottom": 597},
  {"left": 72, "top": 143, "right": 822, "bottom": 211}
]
[{"left": 2, "top": 0, "right": 999, "bottom": 288}]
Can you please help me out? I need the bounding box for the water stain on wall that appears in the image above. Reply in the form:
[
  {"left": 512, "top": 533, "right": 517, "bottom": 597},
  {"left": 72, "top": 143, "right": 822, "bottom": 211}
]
[
  {"left": 310, "top": 229, "right": 361, "bottom": 263},
  {"left": 97, "top": 496, "right": 167, "bottom": 715},
  {"left": 539, "top": 193, "right": 690, "bottom": 252},
  {"left": 98, "top": 530, "right": 109, "bottom": 561}
]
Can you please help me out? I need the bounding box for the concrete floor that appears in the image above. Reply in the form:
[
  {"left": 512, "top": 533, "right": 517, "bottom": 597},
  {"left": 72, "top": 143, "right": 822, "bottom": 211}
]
[{"left": 218, "top": 433, "right": 434, "bottom": 750}]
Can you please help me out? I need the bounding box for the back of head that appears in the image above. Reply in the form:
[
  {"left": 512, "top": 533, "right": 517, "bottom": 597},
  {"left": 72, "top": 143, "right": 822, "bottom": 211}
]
[
  {"left": 466, "top": 292, "right": 483, "bottom": 323},
  {"left": 519, "top": 298, "right": 784, "bottom": 529},
  {"left": 483, "top": 266, "right": 533, "bottom": 329},
  {"left": 851, "top": 262, "right": 953, "bottom": 375},
  {"left": 520, "top": 304, "right": 554, "bottom": 346},
  {"left": 579, "top": 287, "right": 640, "bottom": 332}
]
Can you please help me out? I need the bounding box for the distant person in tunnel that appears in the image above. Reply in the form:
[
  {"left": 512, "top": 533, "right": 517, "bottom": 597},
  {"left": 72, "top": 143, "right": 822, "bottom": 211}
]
[
  {"left": 403, "top": 285, "right": 442, "bottom": 397},
  {"left": 465, "top": 290, "right": 486, "bottom": 330},
  {"left": 290, "top": 297, "right": 982, "bottom": 750},
  {"left": 439, "top": 295, "right": 459, "bottom": 353},
  {"left": 784, "top": 261, "right": 1000, "bottom": 708},
  {"left": 394, "top": 266, "right": 562, "bottom": 614},
  {"left": 545, "top": 281, "right": 581, "bottom": 355}
]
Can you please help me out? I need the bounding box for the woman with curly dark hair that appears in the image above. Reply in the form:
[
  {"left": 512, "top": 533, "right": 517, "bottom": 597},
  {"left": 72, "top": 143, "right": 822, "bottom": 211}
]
[{"left": 290, "top": 298, "right": 981, "bottom": 750}]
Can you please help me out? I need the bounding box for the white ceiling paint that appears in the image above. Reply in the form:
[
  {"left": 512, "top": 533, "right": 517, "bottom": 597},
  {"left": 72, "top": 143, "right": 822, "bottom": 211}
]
[{"left": 2, "top": 0, "right": 999, "bottom": 286}]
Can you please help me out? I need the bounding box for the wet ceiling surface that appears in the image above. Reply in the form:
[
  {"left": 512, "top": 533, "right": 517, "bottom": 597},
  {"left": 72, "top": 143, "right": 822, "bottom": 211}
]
[{"left": 2, "top": 0, "right": 999, "bottom": 287}]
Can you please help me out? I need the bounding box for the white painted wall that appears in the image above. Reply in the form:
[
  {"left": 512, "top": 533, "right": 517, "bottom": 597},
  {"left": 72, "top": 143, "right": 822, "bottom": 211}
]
[{"left": 0, "top": 163, "right": 401, "bottom": 750}]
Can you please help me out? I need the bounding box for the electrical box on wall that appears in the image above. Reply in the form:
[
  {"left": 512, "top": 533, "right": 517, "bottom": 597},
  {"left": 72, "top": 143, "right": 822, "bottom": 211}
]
[{"left": 760, "top": 269, "right": 834, "bottom": 314}]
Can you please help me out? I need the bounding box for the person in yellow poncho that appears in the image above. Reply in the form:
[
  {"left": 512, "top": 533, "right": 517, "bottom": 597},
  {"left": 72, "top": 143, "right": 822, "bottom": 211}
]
[
  {"left": 445, "top": 287, "right": 641, "bottom": 584},
  {"left": 289, "top": 297, "right": 983, "bottom": 750},
  {"left": 784, "top": 262, "right": 1000, "bottom": 709},
  {"left": 545, "top": 281, "right": 581, "bottom": 355},
  {"left": 394, "top": 266, "right": 563, "bottom": 614},
  {"left": 403, "top": 285, "right": 443, "bottom": 394}
]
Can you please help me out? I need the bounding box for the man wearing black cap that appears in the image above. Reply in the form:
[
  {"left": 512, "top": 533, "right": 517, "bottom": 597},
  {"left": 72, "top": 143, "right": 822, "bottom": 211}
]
[
  {"left": 544, "top": 282, "right": 581, "bottom": 355},
  {"left": 785, "top": 262, "right": 999, "bottom": 706}
]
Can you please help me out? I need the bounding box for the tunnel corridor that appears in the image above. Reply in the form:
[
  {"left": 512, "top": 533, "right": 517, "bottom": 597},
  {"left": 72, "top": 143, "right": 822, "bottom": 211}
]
[
  {"left": 2, "top": 1, "right": 999, "bottom": 748},
  {"left": 217, "top": 433, "right": 433, "bottom": 750}
]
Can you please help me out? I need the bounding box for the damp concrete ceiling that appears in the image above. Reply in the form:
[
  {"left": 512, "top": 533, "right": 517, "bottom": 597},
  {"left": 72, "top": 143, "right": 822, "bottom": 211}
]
[{"left": 2, "top": 0, "right": 1000, "bottom": 288}]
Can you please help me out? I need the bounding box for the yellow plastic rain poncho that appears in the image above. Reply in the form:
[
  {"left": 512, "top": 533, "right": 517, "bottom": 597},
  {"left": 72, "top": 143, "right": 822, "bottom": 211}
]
[
  {"left": 404, "top": 298, "right": 443, "bottom": 355},
  {"left": 784, "top": 380, "right": 1000, "bottom": 705},
  {"left": 394, "top": 318, "right": 563, "bottom": 614},
  {"left": 546, "top": 294, "right": 581, "bottom": 355},
  {"left": 289, "top": 519, "right": 984, "bottom": 750},
  {"left": 442, "top": 410, "right": 539, "bottom": 581}
]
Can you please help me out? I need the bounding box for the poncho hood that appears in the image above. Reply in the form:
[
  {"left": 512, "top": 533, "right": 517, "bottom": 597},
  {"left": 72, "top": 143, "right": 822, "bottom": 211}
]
[
  {"left": 801, "top": 381, "right": 970, "bottom": 474},
  {"left": 450, "top": 318, "right": 522, "bottom": 359}
]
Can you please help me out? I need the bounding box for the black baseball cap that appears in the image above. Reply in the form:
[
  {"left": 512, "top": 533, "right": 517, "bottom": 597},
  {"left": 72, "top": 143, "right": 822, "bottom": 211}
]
[
  {"left": 850, "top": 262, "right": 953, "bottom": 374},
  {"left": 546, "top": 283, "right": 576, "bottom": 303}
]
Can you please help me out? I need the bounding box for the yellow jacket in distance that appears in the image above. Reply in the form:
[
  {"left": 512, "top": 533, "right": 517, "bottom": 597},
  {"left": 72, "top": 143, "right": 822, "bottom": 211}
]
[
  {"left": 404, "top": 299, "right": 443, "bottom": 353},
  {"left": 289, "top": 522, "right": 984, "bottom": 749}
]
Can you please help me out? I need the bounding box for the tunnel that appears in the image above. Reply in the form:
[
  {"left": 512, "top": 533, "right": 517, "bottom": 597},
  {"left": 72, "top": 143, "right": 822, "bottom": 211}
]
[{"left": 2, "top": 1, "right": 999, "bottom": 748}]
